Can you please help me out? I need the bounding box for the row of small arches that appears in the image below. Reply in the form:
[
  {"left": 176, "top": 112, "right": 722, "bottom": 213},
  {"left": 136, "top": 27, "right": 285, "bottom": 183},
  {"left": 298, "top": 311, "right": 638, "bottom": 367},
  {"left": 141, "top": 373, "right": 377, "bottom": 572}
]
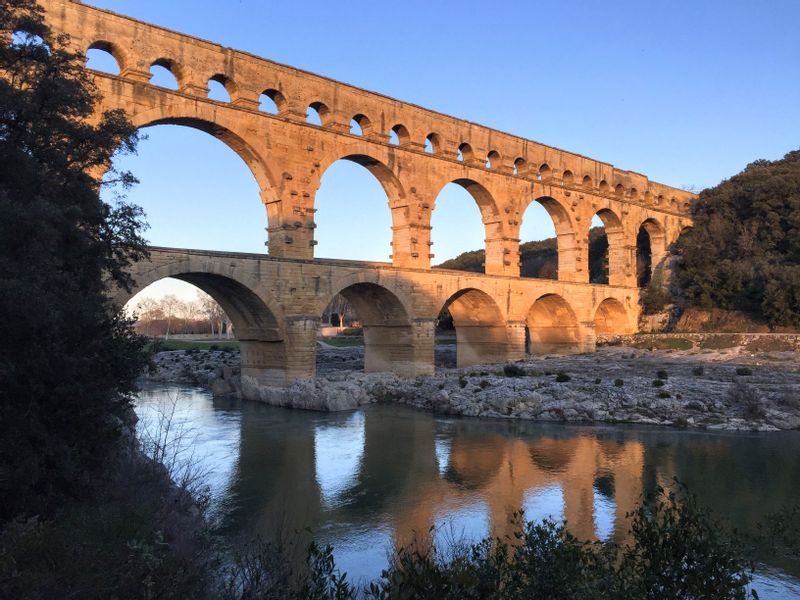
[{"left": 84, "top": 41, "right": 685, "bottom": 210}]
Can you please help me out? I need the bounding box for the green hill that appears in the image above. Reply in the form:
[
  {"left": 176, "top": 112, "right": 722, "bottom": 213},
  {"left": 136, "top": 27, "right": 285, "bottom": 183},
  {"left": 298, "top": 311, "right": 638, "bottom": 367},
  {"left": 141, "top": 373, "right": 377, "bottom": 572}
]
[
  {"left": 673, "top": 150, "right": 800, "bottom": 329},
  {"left": 436, "top": 227, "right": 609, "bottom": 282}
]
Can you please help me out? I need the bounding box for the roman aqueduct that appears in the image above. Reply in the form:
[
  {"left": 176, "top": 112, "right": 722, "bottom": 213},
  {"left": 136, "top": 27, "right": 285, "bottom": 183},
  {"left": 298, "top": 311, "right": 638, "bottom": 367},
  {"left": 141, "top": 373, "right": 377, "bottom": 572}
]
[{"left": 40, "top": 0, "right": 695, "bottom": 393}]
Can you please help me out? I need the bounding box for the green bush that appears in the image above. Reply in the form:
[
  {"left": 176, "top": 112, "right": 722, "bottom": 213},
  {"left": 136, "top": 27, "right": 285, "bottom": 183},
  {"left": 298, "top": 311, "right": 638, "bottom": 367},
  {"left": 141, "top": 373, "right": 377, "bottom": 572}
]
[
  {"left": 692, "top": 366, "right": 705, "bottom": 376},
  {"left": 503, "top": 364, "right": 526, "bottom": 377},
  {"left": 594, "top": 378, "right": 602, "bottom": 384},
  {"left": 614, "top": 379, "right": 624, "bottom": 387},
  {"left": 657, "top": 391, "right": 672, "bottom": 398},
  {"left": 652, "top": 379, "right": 666, "bottom": 388},
  {"left": 555, "top": 372, "right": 571, "bottom": 382},
  {"left": 736, "top": 367, "right": 753, "bottom": 376},
  {"left": 657, "top": 369, "right": 669, "bottom": 379},
  {"left": 218, "top": 485, "right": 755, "bottom": 600}
]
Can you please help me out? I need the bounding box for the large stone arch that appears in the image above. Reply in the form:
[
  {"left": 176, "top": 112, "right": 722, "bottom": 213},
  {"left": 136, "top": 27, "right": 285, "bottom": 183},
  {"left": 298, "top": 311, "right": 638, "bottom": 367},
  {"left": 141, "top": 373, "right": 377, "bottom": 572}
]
[
  {"left": 520, "top": 195, "right": 578, "bottom": 281},
  {"left": 439, "top": 287, "right": 509, "bottom": 367},
  {"left": 320, "top": 279, "right": 419, "bottom": 376},
  {"left": 589, "top": 207, "right": 628, "bottom": 286},
  {"left": 123, "top": 103, "right": 282, "bottom": 243},
  {"left": 637, "top": 217, "right": 667, "bottom": 287},
  {"left": 594, "top": 298, "right": 632, "bottom": 337},
  {"left": 526, "top": 293, "right": 581, "bottom": 354},
  {"left": 313, "top": 152, "right": 412, "bottom": 264},
  {"left": 118, "top": 261, "right": 288, "bottom": 388}
]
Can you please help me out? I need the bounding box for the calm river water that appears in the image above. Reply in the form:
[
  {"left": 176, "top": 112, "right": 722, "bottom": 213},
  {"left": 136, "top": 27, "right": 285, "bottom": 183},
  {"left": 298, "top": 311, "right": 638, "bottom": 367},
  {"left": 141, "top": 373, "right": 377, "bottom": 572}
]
[{"left": 135, "top": 384, "right": 800, "bottom": 598}]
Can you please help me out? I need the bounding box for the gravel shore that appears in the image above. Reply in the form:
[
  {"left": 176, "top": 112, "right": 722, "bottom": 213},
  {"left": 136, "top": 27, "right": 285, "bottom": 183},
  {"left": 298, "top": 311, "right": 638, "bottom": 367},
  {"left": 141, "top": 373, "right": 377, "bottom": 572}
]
[{"left": 141, "top": 342, "right": 800, "bottom": 432}]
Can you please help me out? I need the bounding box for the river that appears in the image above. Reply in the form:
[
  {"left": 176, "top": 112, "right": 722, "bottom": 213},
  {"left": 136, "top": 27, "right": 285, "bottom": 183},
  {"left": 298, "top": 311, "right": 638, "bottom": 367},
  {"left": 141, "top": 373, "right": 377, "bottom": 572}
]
[{"left": 135, "top": 384, "right": 800, "bottom": 598}]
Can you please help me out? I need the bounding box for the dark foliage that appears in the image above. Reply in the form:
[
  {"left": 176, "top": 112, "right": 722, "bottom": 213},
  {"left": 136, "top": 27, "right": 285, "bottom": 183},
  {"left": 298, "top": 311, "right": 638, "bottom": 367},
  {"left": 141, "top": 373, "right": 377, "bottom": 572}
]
[
  {"left": 674, "top": 150, "right": 800, "bottom": 328},
  {"left": 220, "top": 485, "right": 756, "bottom": 600},
  {"left": 0, "top": 0, "right": 148, "bottom": 521}
]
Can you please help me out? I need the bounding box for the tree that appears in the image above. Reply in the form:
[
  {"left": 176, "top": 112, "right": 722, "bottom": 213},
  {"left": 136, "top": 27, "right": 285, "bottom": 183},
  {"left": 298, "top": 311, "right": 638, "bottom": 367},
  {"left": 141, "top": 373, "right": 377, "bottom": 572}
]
[
  {"left": 159, "top": 294, "right": 181, "bottom": 338},
  {"left": 197, "top": 290, "right": 226, "bottom": 336},
  {"left": 674, "top": 150, "right": 800, "bottom": 328},
  {"left": 0, "top": 0, "right": 148, "bottom": 521}
]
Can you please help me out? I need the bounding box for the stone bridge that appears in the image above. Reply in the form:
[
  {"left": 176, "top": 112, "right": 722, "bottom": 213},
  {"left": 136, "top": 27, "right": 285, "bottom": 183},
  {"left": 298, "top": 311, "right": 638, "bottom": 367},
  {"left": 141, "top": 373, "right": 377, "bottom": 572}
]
[{"left": 39, "top": 1, "right": 694, "bottom": 393}]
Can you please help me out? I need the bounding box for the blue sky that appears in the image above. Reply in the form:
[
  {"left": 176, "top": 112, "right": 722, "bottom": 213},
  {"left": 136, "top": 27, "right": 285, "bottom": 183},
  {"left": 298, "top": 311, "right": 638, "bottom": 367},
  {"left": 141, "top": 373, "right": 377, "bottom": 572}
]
[{"left": 88, "top": 0, "right": 800, "bottom": 301}]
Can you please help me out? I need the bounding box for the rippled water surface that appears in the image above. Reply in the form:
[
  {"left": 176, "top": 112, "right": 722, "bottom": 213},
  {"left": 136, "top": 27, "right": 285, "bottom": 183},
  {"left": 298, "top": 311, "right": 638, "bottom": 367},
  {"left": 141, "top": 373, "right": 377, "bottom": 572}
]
[{"left": 135, "top": 385, "right": 800, "bottom": 598}]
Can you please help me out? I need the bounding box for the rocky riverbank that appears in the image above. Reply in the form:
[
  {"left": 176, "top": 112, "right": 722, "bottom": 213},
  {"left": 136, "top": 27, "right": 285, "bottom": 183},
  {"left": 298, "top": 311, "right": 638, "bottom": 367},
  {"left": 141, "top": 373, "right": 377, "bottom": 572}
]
[{"left": 140, "top": 342, "right": 800, "bottom": 432}]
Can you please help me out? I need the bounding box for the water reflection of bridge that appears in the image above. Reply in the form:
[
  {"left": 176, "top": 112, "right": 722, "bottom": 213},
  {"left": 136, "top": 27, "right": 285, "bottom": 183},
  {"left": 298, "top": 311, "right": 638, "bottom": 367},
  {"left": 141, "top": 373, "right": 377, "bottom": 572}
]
[{"left": 222, "top": 403, "right": 649, "bottom": 549}]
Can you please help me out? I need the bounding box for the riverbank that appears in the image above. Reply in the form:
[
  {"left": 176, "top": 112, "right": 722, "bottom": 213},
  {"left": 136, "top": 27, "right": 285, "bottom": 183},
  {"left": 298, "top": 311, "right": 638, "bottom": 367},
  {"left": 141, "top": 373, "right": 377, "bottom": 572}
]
[{"left": 141, "top": 340, "right": 800, "bottom": 431}]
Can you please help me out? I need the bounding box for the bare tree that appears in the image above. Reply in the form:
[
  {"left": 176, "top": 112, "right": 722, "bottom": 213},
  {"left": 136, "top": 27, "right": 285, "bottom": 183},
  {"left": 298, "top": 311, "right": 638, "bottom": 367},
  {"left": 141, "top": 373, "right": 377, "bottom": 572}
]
[
  {"left": 159, "top": 294, "right": 181, "bottom": 339},
  {"left": 197, "top": 290, "right": 227, "bottom": 337}
]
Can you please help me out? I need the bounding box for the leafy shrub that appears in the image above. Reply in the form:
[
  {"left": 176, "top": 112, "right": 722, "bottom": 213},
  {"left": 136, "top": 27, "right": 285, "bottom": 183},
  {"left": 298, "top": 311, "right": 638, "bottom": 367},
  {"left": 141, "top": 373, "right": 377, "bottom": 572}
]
[
  {"left": 503, "top": 364, "right": 526, "bottom": 377},
  {"left": 657, "top": 369, "right": 669, "bottom": 379},
  {"left": 692, "top": 366, "right": 705, "bottom": 376},
  {"left": 555, "top": 372, "right": 571, "bottom": 382},
  {"left": 614, "top": 379, "right": 625, "bottom": 387},
  {"left": 479, "top": 380, "right": 490, "bottom": 389},
  {"left": 652, "top": 379, "right": 665, "bottom": 388},
  {"left": 594, "top": 378, "right": 602, "bottom": 384},
  {"left": 657, "top": 391, "right": 672, "bottom": 398},
  {"left": 458, "top": 375, "right": 468, "bottom": 389},
  {"left": 736, "top": 367, "right": 753, "bottom": 376}
]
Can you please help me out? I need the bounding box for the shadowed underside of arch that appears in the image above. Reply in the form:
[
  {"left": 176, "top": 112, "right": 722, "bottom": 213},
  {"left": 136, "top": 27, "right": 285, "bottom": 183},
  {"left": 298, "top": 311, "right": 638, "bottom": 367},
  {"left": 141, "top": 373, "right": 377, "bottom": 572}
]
[
  {"left": 122, "top": 270, "right": 288, "bottom": 386},
  {"left": 595, "top": 298, "right": 630, "bottom": 337},
  {"left": 331, "top": 282, "right": 420, "bottom": 376},
  {"left": 442, "top": 288, "right": 509, "bottom": 368},
  {"left": 526, "top": 294, "right": 581, "bottom": 354}
]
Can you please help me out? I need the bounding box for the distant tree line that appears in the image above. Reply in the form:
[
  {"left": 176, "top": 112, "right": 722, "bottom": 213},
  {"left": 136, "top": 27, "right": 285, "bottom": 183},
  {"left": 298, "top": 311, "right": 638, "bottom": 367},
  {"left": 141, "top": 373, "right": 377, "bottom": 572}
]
[
  {"left": 436, "top": 227, "right": 612, "bottom": 283},
  {"left": 132, "top": 291, "right": 233, "bottom": 337}
]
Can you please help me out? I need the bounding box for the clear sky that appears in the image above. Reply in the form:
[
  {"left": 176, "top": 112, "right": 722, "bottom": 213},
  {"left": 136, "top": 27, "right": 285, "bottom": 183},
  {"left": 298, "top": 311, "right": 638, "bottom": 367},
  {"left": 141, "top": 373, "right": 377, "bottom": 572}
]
[{"left": 88, "top": 0, "right": 800, "bottom": 303}]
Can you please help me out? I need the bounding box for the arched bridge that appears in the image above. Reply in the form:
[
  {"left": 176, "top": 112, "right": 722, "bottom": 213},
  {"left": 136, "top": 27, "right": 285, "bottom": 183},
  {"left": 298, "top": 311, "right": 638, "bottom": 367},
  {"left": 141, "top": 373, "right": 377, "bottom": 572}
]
[{"left": 39, "top": 1, "right": 694, "bottom": 394}]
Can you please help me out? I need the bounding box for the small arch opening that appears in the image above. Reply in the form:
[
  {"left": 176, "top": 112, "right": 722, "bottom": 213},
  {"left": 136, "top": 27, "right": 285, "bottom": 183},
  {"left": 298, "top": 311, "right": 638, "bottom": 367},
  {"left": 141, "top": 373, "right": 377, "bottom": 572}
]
[
  {"left": 425, "top": 133, "right": 440, "bottom": 154},
  {"left": 582, "top": 175, "right": 593, "bottom": 188},
  {"left": 615, "top": 183, "right": 625, "bottom": 197},
  {"left": 149, "top": 59, "right": 180, "bottom": 90},
  {"left": 259, "top": 89, "right": 286, "bottom": 114},
  {"left": 562, "top": 170, "right": 574, "bottom": 185},
  {"left": 538, "top": 163, "right": 551, "bottom": 181},
  {"left": 11, "top": 30, "right": 50, "bottom": 52},
  {"left": 513, "top": 157, "right": 526, "bottom": 176},
  {"left": 486, "top": 150, "right": 501, "bottom": 170},
  {"left": 458, "top": 143, "right": 474, "bottom": 163},
  {"left": 208, "top": 74, "right": 233, "bottom": 102},
  {"left": 307, "top": 101, "right": 329, "bottom": 126},
  {"left": 350, "top": 114, "right": 371, "bottom": 136},
  {"left": 86, "top": 41, "right": 121, "bottom": 74},
  {"left": 598, "top": 180, "right": 610, "bottom": 193},
  {"left": 391, "top": 124, "right": 410, "bottom": 146}
]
